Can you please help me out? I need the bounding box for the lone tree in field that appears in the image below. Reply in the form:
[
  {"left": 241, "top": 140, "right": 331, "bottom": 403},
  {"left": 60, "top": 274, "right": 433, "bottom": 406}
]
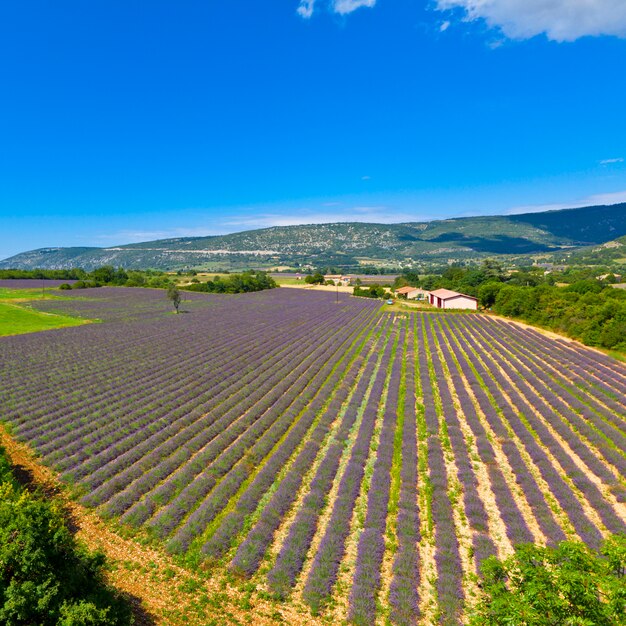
[{"left": 167, "top": 286, "right": 182, "bottom": 313}]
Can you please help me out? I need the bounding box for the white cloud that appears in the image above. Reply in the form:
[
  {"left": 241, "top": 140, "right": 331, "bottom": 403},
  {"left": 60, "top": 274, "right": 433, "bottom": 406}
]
[
  {"left": 224, "top": 206, "right": 416, "bottom": 229},
  {"left": 584, "top": 190, "right": 626, "bottom": 205},
  {"left": 332, "top": 0, "right": 376, "bottom": 15},
  {"left": 297, "top": 0, "right": 376, "bottom": 18},
  {"left": 435, "top": 0, "right": 626, "bottom": 42},
  {"left": 505, "top": 189, "right": 626, "bottom": 215},
  {"left": 297, "top": 0, "right": 316, "bottom": 18},
  {"left": 93, "top": 227, "right": 222, "bottom": 244},
  {"left": 440, "top": 20, "right": 451, "bottom": 32},
  {"left": 361, "top": 175, "right": 371, "bottom": 180},
  {"left": 600, "top": 157, "right": 624, "bottom": 165}
]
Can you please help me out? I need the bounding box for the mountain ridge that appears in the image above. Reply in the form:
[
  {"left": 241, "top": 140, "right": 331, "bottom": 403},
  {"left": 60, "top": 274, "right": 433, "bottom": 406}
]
[{"left": 3, "top": 202, "right": 625, "bottom": 270}]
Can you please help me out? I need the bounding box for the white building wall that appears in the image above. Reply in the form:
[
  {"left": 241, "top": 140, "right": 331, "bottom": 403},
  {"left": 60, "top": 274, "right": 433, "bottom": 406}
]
[
  {"left": 406, "top": 290, "right": 428, "bottom": 300},
  {"left": 442, "top": 296, "right": 477, "bottom": 310}
]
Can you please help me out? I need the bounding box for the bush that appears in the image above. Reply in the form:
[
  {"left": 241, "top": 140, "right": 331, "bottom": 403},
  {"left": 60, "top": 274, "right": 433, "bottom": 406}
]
[
  {"left": 0, "top": 447, "right": 132, "bottom": 625},
  {"left": 470, "top": 536, "right": 626, "bottom": 626},
  {"left": 477, "top": 281, "right": 504, "bottom": 308},
  {"left": 72, "top": 280, "right": 100, "bottom": 290},
  {"left": 304, "top": 273, "right": 325, "bottom": 285},
  {"left": 353, "top": 285, "right": 390, "bottom": 299}
]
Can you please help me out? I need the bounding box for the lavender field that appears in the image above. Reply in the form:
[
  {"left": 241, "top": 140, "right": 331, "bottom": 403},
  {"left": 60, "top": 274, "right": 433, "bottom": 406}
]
[{"left": 1, "top": 287, "right": 625, "bottom": 625}]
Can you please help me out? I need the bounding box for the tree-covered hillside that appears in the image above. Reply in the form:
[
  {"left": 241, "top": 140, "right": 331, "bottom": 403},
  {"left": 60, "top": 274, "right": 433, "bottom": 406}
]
[{"left": 2, "top": 203, "right": 625, "bottom": 270}]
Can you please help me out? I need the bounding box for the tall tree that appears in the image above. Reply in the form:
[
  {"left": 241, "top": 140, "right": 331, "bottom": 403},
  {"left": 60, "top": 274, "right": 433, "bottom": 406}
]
[{"left": 167, "top": 286, "right": 182, "bottom": 313}]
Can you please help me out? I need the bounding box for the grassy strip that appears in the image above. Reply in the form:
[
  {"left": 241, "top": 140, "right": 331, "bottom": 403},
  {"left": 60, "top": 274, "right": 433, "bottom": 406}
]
[
  {"left": 0, "top": 301, "right": 90, "bottom": 336},
  {"left": 387, "top": 316, "right": 408, "bottom": 554},
  {"left": 0, "top": 287, "right": 72, "bottom": 300}
]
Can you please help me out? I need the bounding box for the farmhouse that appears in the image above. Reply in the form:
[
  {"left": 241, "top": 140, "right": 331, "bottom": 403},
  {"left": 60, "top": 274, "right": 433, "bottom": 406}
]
[
  {"left": 394, "top": 286, "right": 429, "bottom": 300},
  {"left": 428, "top": 288, "right": 478, "bottom": 310},
  {"left": 324, "top": 274, "right": 351, "bottom": 286}
]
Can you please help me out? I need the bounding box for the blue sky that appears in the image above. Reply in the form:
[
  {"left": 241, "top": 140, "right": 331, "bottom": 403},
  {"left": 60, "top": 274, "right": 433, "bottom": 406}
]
[{"left": 1, "top": 0, "right": 626, "bottom": 260}]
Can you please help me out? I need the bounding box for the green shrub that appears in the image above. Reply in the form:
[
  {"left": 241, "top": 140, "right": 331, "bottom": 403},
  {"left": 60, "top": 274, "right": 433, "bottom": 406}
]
[
  {"left": 0, "top": 447, "right": 132, "bottom": 625},
  {"left": 470, "top": 536, "right": 626, "bottom": 626}
]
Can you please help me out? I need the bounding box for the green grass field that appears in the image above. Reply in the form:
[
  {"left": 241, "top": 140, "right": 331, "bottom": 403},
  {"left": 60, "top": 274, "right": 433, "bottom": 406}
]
[
  {"left": 273, "top": 276, "right": 304, "bottom": 285},
  {"left": 0, "top": 302, "right": 89, "bottom": 336},
  {"left": 0, "top": 288, "right": 91, "bottom": 336}
]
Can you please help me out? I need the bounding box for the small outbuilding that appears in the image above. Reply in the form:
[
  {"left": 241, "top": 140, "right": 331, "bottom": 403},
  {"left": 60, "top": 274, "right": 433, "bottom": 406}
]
[
  {"left": 395, "top": 286, "right": 429, "bottom": 300},
  {"left": 428, "top": 288, "right": 478, "bottom": 310}
]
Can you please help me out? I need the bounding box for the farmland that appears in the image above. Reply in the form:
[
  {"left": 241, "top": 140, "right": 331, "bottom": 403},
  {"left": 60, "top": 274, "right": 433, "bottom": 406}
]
[{"left": 0, "top": 287, "right": 625, "bottom": 625}]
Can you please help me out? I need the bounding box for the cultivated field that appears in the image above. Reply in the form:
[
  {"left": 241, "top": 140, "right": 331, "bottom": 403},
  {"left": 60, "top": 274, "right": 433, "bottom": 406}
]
[{"left": 1, "top": 287, "right": 625, "bottom": 625}]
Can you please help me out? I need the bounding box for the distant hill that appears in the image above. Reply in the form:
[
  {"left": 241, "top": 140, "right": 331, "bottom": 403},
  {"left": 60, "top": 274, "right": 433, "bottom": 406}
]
[
  {"left": 556, "top": 231, "right": 626, "bottom": 267},
  {"left": 3, "top": 203, "right": 626, "bottom": 270}
]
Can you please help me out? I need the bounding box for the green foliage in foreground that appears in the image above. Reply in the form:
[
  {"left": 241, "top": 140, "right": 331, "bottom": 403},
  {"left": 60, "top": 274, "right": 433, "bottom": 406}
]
[
  {"left": 183, "top": 271, "right": 277, "bottom": 294},
  {"left": 0, "top": 302, "right": 88, "bottom": 337},
  {"left": 0, "top": 447, "right": 133, "bottom": 626},
  {"left": 471, "top": 537, "right": 626, "bottom": 626}
]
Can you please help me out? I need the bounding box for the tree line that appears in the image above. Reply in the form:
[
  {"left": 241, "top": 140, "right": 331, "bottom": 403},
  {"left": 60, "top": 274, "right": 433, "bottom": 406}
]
[
  {"left": 1, "top": 267, "right": 278, "bottom": 295},
  {"left": 183, "top": 271, "right": 277, "bottom": 294},
  {"left": 0, "top": 267, "right": 174, "bottom": 290}
]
